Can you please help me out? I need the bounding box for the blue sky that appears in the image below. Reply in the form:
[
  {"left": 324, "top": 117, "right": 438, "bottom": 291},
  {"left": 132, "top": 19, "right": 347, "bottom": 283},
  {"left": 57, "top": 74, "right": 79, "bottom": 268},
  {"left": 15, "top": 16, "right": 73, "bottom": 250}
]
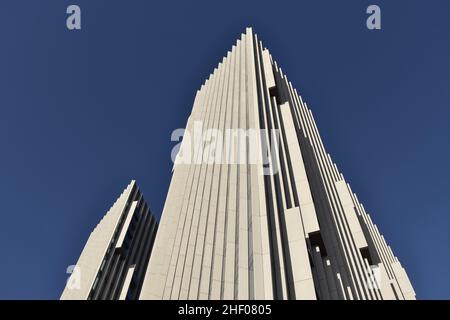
[{"left": 0, "top": 0, "right": 449, "bottom": 299}]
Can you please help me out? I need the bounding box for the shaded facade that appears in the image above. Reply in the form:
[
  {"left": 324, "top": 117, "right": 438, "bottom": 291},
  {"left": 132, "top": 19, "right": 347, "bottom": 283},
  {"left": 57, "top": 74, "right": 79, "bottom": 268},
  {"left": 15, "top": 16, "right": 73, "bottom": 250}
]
[
  {"left": 61, "top": 180, "right": 158, "bottom": 300},
  {"left": 139, "top": 28, "right": 415, "bottom": 300}
]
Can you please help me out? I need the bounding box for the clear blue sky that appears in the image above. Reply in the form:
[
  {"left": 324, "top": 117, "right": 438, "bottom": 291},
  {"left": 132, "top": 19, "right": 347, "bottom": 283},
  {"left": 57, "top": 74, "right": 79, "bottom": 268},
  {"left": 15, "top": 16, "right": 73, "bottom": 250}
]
[{"left": 0, "top": 0, "right": 449, "bottom": 299}]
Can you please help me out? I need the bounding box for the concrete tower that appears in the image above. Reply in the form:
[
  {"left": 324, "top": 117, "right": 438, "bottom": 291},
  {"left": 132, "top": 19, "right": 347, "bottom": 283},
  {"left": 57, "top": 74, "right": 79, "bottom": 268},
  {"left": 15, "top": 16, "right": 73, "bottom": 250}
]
[
  {"left": 61, "top": 181, "right": 158, "bottom": 300},
  {"left": 139, "top": 28, "right": 415, "bottom": 300}
]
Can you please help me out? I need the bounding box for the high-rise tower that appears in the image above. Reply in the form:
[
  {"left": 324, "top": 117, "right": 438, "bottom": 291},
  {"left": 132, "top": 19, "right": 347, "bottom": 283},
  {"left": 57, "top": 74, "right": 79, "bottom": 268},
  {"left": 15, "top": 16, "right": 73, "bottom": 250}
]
[
  {"left": 61, "top": 181, "right": 158, "bottom": 300},
  {"left": 139, "top": 28, "right": 415, "bottom": 300}
]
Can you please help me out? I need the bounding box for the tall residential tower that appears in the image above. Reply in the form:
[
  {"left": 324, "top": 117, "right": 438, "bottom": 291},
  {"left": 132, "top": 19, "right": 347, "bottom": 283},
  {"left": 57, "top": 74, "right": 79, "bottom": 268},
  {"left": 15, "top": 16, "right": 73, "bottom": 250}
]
[
  {"left": 139, "top": 28, "right": 415, "bottom": 300},
  {"left": 61, "top": 181, "right": 158, "bottom": 300}
]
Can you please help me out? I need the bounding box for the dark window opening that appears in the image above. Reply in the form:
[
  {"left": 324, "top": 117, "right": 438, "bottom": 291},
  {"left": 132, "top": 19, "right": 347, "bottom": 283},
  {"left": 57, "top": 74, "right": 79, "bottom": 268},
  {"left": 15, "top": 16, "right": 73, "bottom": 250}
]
[
  {"left": 309, "top": 231, "right": 327, "bottom": 257},
  {"left": 360, "top": 247, "right": 373, "bottom": 265}
]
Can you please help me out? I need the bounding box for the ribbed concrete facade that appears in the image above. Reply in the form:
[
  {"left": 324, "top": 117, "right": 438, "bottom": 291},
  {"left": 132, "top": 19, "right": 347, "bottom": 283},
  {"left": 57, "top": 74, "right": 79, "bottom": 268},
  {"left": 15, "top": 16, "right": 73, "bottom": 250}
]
[
  {"left": 139, "top": 28, "right": 415, "bottom": 300},
  {"left": 61, "top": 180, "right": 158, "bottom": 300}
]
